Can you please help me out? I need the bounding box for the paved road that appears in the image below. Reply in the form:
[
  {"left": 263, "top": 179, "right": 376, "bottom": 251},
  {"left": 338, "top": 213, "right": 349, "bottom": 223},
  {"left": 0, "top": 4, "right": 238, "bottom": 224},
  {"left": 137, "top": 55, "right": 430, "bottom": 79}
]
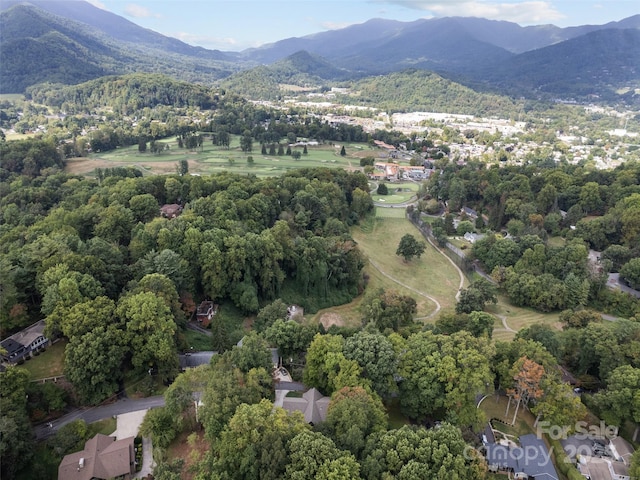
[
  {"left": 275, "top": 381, "right": 306, "bottom": 391},
  {"left": 36, "top": 396, "right": 165, "bottom": 440}
]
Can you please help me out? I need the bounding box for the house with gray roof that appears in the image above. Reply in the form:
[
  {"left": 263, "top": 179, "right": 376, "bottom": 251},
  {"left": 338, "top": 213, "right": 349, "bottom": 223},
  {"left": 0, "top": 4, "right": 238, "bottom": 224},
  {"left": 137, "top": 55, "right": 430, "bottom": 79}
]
[
  {"left": 1, "top": 320, "right": 49, "bottom": 364},
  {"left": 281, "top": 388, "right": 330, "bottom": 425},
  {"left": 486, "top": 434, "right": 558, "bottom": 480}
]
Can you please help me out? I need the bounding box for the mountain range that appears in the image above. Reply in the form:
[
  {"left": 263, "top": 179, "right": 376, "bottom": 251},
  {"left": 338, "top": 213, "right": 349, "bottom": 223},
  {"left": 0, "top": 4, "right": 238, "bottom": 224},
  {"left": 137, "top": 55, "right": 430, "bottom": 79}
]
[{"left": 1, "top": 0, "right": 639, "bottom": 104}]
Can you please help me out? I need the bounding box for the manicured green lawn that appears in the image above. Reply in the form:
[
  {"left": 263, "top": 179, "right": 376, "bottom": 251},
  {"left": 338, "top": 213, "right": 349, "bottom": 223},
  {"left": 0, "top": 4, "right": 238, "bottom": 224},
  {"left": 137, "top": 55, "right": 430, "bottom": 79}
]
[
  {"left": 89, "top": 417, "right": 116, "bottom": 436},
  {"left": 17, "top": 340, "right": 66, "bottom": 380},
  {"left": 83, "top": 135, "right": 364, "bottom": 177}
]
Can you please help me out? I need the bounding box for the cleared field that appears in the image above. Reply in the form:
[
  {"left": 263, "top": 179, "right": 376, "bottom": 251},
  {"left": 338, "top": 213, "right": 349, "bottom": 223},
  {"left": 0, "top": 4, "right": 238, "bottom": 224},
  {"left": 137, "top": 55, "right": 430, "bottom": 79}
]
[
  {"left": 486, "top": 294, "right": 562, "bottom": 341},
  {"left": 67, "top": 135, "right": 369, "bottom": 177},
  {"left": 352, "top": 216, "right": 464, "bottom": 315},
  {"left": 375, "top": 206, "right": 407, "bottom": 218}
]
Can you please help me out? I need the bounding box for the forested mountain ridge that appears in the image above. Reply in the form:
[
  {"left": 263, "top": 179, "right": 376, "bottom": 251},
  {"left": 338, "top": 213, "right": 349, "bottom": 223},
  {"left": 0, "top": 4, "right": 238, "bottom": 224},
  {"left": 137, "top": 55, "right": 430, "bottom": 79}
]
[
  {"left": 1, "top": 0, "right": 639, "bottom": 104},
  {"left": 0, "top": 0, "right": 232, "bottom": 60},
  {"left": 26, "top": 73, "right": 222, "bottom": 112},
  {"left": 0, "top": 3, "right": 239, "bottom": 93}
]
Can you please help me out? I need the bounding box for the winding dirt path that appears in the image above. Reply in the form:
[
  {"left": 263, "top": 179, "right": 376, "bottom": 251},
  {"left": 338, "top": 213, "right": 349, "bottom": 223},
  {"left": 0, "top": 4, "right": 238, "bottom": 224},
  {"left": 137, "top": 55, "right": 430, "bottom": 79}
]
[
  {"left": 368, "top": 259, "right": 442, "bottom": 319},
  {"left": 422, "top": 235, "right": 465, "bottom": 301},
  {"left": 495, "top": 314, "right": 517, "bottom": 333}
]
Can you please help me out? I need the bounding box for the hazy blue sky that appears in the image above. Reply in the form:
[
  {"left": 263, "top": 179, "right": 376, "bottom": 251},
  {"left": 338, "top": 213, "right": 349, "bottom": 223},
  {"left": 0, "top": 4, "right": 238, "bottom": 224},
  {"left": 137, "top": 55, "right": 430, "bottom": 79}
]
[{"left": 88, "top": 0, "right": 639, "bottom": 51}]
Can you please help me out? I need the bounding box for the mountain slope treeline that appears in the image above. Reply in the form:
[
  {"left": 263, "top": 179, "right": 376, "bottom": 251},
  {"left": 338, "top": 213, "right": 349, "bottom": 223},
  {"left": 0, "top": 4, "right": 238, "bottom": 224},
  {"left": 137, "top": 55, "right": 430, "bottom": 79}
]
[
  {"left": 337, "top": 70, "right": 523, "bottom": 117},
  {"left": 26, "top": 73, "right": 221, "bottom": 113},
  {"left": 0, "top": 3, "right": 239, "bottom": 93}
]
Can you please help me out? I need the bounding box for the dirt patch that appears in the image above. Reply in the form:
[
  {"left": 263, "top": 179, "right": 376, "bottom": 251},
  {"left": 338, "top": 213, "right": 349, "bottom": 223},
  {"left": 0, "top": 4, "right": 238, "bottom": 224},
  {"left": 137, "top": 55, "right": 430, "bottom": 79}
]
[
  {"left": 166, "top": 430, "right": 210, "bottom": 480},
  {"left": 318, "top": 312, "right": 345, "bottom": 329},
  {"left": 65, "top": 157, "right": 181, "bottom": 176}
]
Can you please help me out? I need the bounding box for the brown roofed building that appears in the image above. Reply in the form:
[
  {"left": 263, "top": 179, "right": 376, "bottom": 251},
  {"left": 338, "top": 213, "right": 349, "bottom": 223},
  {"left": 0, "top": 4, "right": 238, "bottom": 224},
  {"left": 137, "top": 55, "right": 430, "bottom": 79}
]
[
  {"left": 58, "top": 434, "right": 135, "bottom": 480},
  {"left": 160, "top": 204, "right": 183, "bottom": 218}
]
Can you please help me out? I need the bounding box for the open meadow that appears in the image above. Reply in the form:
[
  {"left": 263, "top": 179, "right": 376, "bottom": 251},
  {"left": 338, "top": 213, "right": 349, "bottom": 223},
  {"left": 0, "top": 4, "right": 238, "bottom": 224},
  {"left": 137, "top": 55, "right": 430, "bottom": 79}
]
[{"left": 65, "top": 135, "right": 382, "bottom": 177}]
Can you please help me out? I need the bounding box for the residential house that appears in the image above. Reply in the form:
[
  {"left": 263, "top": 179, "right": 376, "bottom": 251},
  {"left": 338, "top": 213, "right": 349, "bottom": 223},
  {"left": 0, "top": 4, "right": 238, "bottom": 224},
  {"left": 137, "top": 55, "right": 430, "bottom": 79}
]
[
  {"left": 1, "top": 320, "right": 49, "bottom": 364},
  {"left": 160, "top": 203, "right": 183, "bottom": 218},
  {"left": 281, "top": 388, "right": 330, "bottom": 425},
  {"left": 461, "top": 206, "right": 479, "bottom": 220},
  {"left": 178, "top": 351, "right": 217, "bottom": 370},
  {"left": 58, "top": 434, "right": 135, "bottom": 480},
  {"left": 486, "top": 434, "right": 559, "bottom": 480},
  {"left": 196, "top": 301, "right": 217, "bottom": 328},
  {"left": 463, "top": 232, "right": 485, "bottom": 244}
]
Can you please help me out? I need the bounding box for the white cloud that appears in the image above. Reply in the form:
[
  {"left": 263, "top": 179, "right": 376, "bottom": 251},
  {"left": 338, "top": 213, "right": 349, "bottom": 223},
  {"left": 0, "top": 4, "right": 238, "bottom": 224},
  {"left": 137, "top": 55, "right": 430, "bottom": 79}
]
[
  {"left": 382, "top": 1, "right": 565, "bottom": 24},
  {"left": 86, "top": 0, "right": 106, "bottom": 9},
  {"left": 320, "top": 21, "right": 355, "bottom": 30},
  {"left": 124, "top": 4, "right": 161, "bottom": 19},
  {"left": 174, "top": 32, "right": 239, "bottom": 49}
]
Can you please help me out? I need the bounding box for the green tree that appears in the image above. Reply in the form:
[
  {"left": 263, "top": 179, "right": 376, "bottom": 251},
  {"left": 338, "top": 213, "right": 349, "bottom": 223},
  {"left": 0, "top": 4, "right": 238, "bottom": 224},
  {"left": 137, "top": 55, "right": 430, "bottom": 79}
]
[
  {"left": 594, "top": 365, "right": 640, "bottom": 426},
  {"left": 200, "top": 356, "right": 272, "bottom": 439},
  {"left": 303, "top": 333, "right": 344, "bottom": 394},
  {"left": 94, "top": 203, "right": 135, "bottom": 245},
  {"left": 117, "top": 291, "right": 178, "bottom": 379},
  {"left": 376, "top": 183, "right": 388, "bottom": 195},
  {"left": 240, "top": 131, "right": 253, "bottom": 153},
  {"left": 50, "top": 419, "right": 89, "bottom": 457},
  {"left": 140, "top": 407, "right": 178, "bottom": 450},
  {"left": 229, "top": 331, "right": 273, "bottom": 373},
  {"left": 286, "top": 430, "right": 361, "bottom": 480},
  {"left": 340, "top": 145, "right": 346, "bottom": 156},
  {"left": 395, "top": 234, "right": 426, "bottom": 262},
  {"left": 0, "top": 367, "right": 34, "bottom": 479},
  {"left": 176, "top": 159, "right": 189, "bottom": 176},
  {"left": 129, "top": 193, "right": 159, "bottom": 223},
  {"left": 214, "top": 400, "right": 309, "bottom": 480},
  {"left": 620, "top": 258, "right": 640, "bottom": 290},
  {"left": 343, "top": 329, "right": 397, "bottom": 397},
  {"left": 455, "top": 278, "right": 497, "bottom": 314},
  {"left": 361, "top": 424, "right": 486, "bottom": 479},
  {"left": 398, "top": 331, "right": 493, "bottom": 427},
  {"left": 351, "top": 187, "right": 373, "bottom": 219},
  {"left": 324, "top": 386, "right": 387, "bottom": 457},
  {"left": 264, "top": 319, "right": 316, "bottom": 360},
  {"left": 360, "top": 288, "right": 417, "bottom": 332},
  {"left": 629, "top": 449, "right": 640, "bottom": 480},
  {"left": 254, "top": 298, "right": 289, "bottom": 332},
  {"left": 64, "top": 325, "right": 126, "bottom": 404}
]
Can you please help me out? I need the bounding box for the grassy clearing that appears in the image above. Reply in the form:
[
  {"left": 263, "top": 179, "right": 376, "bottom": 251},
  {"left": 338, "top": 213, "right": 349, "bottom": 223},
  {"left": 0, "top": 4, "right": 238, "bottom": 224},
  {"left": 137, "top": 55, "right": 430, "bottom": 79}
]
[
  {"left": 486, "top": 294, "right": 562, "bottom": 341},
  {"left": 375, "top": 207, "right": 407, "bottom": 218},
  {"left": 70, "top": 135, "right": 368, "bottom": 177},
  {"left": 182, "top": 328, "right": 213, "bottom": 352},
  {"left": 371, "top": 182, "right": 419, "bottom": 204},
  {"left": 17, "top": 340, "right": 66, "bottom": 380},
  {"left": 352, "top": 216, "right": 464, "bottom": 315},
  {"left": 479, "top": 394, "right": 536, "bottom": 438}
]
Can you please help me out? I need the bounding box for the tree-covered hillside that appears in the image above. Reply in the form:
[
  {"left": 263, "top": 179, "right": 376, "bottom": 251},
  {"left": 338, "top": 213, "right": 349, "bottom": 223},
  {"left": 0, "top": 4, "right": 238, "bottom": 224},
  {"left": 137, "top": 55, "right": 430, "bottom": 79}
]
[
  {"left": 337, "top": 69, "right": 523, "bottom": 116},
  {"left": 26, "top": 73, "right": 220, "bottom": 113}
]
